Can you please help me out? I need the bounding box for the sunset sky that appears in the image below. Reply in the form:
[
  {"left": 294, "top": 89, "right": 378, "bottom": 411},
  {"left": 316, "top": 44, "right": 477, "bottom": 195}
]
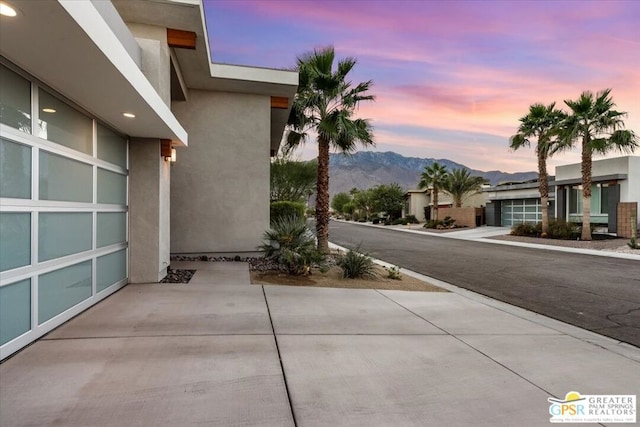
[{"left": 203, "top": 0, "right": 640, "bottom": 173}]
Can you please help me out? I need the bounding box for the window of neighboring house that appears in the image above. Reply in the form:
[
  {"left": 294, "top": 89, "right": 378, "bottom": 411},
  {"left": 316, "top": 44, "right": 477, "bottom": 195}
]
[
  {"left": 600, "top": 184, "right": 609, "bottom": 214},
  {"left": 569, "top": 184, "right": 608, "bottom": 214},
  {"left": 569, "top": 186, "right": 582, "bottom": 214}
]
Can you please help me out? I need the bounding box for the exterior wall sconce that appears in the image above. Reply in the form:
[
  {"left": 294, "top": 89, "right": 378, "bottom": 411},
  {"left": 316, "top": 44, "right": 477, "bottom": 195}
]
[{"left": 161, "top": 139, "right": 176, "bottom": 163}]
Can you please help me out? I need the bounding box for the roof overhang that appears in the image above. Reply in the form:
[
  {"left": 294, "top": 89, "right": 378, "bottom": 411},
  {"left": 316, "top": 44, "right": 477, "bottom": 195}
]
[
  {"left": 112, "top": 0, "right": 298, "bottom": 154},
  {"left": 551, "top": 174, "right": 628, "bottom": 187},
  {"left": 484, "top": 181, "right": 542, "bottom": 192},
  {"left": 0, "top": 0, "right": 188, "bottom": 146}
]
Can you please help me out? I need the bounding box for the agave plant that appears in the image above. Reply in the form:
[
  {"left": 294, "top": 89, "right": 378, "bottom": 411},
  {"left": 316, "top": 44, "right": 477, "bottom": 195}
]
[
  {"left": 259, "top": 216, "right": 323, "bottom": 275},
  {"left": 336, "top": 246, "right": 375, "bottom": 279}
]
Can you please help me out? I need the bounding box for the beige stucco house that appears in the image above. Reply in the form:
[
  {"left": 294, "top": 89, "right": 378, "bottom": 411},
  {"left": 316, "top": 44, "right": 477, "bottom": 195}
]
[
  {"left": 404, "top": 187, "right": 487, "bottom": 221},
  {"left": 0, "top": 0, "right": 297, "bottom": 359}
]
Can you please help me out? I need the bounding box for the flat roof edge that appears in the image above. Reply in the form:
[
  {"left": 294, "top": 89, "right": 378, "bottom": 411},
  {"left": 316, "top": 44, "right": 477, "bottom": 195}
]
[
  {"left": 552, "top": 174, "right": 628, "bottom": 186},
  {"left": 209, "top": 63, "right": 298, "bottom": 87},
  {"left": 60, "top": 0, "right": 188, "bottom": 146}
]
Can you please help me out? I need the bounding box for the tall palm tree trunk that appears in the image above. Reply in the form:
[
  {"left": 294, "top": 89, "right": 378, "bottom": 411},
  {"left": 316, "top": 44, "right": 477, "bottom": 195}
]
[
  {"left": 581, "top": 139, "right": 592, "bottom": 241},
  {"left": 538, "top": 155, "right": 549, "bottom": 237},
  {"left": 433, "top": 187, "right": 439, "bottom": 222},
  {"left": 316, "top": 137, "right": 331, "bottom": 253}
]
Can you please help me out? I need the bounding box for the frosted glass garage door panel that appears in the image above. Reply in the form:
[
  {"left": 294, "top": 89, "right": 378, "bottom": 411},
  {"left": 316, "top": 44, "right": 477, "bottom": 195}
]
[
  {"left": 97, "top": 212, "right": 126, "bottom": 247},
  {"left": 0, "top": 138, "right": 31, "bottom": 199},
  {"left": 37, "top": 89, "right": 92, "bottom": 155},
  {"left": 0, "top": 213, "right": 31, "bottom": 272},
  {"left": 39, "top": 152, "right": 92, "bottom": 202},
  {"left": 97, "top": 168, "right": 126, "bottom": 205},
  {"left": 0, "top": 279, "right": 31, "bottom": 346},
  {"left": 97, "top": 250, "right": 126, "bottom": 292},
  {"left": 97, "top": 124, "right": 127, "bottom": 168},
  {"left": 39, "top": 213, "right": 92, "bottom": 262},
  {"left": 0, "top": 64, "right": 31, "bottom": 133},
  {"left": 38, "top": 261, "right": 92, "bottom": 324}
]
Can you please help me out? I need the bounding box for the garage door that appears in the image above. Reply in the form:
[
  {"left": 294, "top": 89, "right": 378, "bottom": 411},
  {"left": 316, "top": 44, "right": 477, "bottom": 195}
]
[
  {"left": 0, "top": 63, "right": 128, "bottom": 359},
  {"left": 501, "top": 198, "right": 541, "bottom": 226}
]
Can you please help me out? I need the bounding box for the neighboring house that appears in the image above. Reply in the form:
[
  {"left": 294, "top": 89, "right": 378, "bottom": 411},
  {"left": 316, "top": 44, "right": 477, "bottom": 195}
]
[
  {"left": 484, "top": 179, "right": 555, "bottom": 227},
  {"left": 404, "top": 187, "right": 486, "bottom": 221},
  {"left": 403, "top": 189, "right": 430, "bottom": 220},
  {"left": 484, "top": 155, "right": 640, "bottom": 235},
  {"left": 555, "top": 156, "right": 640, "bottom": 236},
  {"left": 0, "top": 0, "right": 297, "bottom": 359}
]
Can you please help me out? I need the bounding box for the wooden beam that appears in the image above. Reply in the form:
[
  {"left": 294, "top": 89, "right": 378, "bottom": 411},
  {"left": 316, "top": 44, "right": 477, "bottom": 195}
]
[
  {"left": 161, "top": 139, "right": 172, "bottom": 158},
  {"left": 167, "top": 28, "right": 196, "bottom": 50},
  {"left": 271, "top": 96, "right": 289, "bottom": 109}
]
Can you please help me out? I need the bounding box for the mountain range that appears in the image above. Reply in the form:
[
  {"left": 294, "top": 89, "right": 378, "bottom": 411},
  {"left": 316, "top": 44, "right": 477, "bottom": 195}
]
[{"left": 328, "top": 151, "right": 537, "bottom": 198}]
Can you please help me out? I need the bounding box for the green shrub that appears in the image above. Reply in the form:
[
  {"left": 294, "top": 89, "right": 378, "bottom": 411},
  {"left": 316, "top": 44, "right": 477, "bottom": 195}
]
[
  {"left": 511, "top": 222, "right": 541, "bottom": 237},
  {"left": 385, "top": 265, "right": 402, "bottom": 280},
  {"left": 628, "top": 237, "right": 639, "bottom": 249},
  {"left": 337, "top": 247, "right": 375, "bottom": 279},
  {"left": 270, "top": 201, "right": 305, "bottom": 224},
  {"left": 548, "top": 220, "right": 576, "bottom": 240},
  {"left": 423, "top": 219, "right": 441, "bottom": 229},
  {"left": 424, "top": 218, "right": 457, "bottom": 229},
  {"left": 405, "top": 215, "right": 419, "bottom": 224},
  {"left": 259, "top": 216, "right": 323, "bottom": 275},
  {"left": 442, "top": 216, "right": 456, "bottom": 227},
  {"left": 391, "top": 218, "right": 408, "bottom": 225}
]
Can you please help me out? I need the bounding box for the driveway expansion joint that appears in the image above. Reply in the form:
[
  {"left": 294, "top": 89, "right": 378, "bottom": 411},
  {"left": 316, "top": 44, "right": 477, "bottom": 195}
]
[{"left": 261, "top": 285, "right": 298, "bottom": 427}]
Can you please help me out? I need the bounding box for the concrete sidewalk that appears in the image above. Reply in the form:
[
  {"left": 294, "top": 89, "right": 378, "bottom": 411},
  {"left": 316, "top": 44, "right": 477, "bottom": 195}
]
[{"left": 1, "top": 261, "right": 639, "bottom": 426}]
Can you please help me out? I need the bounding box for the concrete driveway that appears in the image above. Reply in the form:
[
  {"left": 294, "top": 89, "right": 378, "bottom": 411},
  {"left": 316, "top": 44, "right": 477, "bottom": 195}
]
[
  {"left": 328, "top": 221, "right": 640, "bottom": 347},
  {"left": 1, "top": 262, "right": 639, "bottom": 426}
]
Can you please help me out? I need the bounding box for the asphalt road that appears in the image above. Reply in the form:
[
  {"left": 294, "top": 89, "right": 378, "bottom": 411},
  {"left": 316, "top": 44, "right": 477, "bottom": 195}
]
[{"left": 328, "top": 220, "right": 640, "bottom": 347}]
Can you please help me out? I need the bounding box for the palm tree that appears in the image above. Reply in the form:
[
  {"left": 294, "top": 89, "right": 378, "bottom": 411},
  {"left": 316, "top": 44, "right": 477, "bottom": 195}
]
[
  {"left": 418, "top": 162, "right": 448, "bottom": 221},
  {"left": 285, "top": 47, "right": 375, "bottom": 253},
  {"left": 509, "top": 102, "right": 567, "bottom": 236},
  {"left": 443, "top": 168, "right": 488, "bottom": 208},
  {"left": 561, "top": 89, "right": 638, "bottom": 240}
]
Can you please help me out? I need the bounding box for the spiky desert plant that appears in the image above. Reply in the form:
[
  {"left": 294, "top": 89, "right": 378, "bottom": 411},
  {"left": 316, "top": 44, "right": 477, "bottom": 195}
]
[
  {"left": 337, "top": 246, "right": 375, "bottom": 279},
  {"left": 259, "top": 216, "right": 323, "bottom": 275}
]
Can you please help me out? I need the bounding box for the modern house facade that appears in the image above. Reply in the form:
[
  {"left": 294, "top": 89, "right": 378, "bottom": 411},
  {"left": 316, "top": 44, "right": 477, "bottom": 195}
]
[
  {"left": 484, "top": 156, "right": 639, "bottom": 234},
  {"left": 484, "top": 179, "right": 555, "bottom": 227},
  {"left": 555, "top": 156, "right": 640, "bottom": 236},
  {"left": 0, "top": 0, "right": 297, "bottom": 359}
]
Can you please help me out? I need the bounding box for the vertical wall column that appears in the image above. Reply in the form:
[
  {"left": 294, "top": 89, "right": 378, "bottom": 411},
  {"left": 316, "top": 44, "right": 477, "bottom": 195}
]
[
  {"left": 556, "top": 187, "right": 566, "bottom": 222},
  {"left": 608, "top": 183, "right": 620, "bottom": 233},
  {"left": 129, "top": 138, "right": 171, "bottom": 282}
]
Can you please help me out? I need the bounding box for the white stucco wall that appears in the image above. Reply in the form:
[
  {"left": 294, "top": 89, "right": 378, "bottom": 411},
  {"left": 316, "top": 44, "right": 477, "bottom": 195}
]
[
  {"left": 129, "top": 138, "right": 170, "bottom": 282},
  {"left": 555, "top": 155, "right": 639, "bottom": 202},
  {"left": 620, "top": 156, "right": 640, "bottom": 203},
  {"left": 555, "top": 155, "right": 629, "bottom": 181},
  {"left": 485, "top": 186, "right": 541, "bottom": 201},
  {"left": 127, "top": 23, "right": 171, "bottom": 107},
  {"left": 170, "top": 90, "right": 271, "bottom": 254},
  {"left": 159, "top": 158, "right": 171, "bottom": 273}
]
